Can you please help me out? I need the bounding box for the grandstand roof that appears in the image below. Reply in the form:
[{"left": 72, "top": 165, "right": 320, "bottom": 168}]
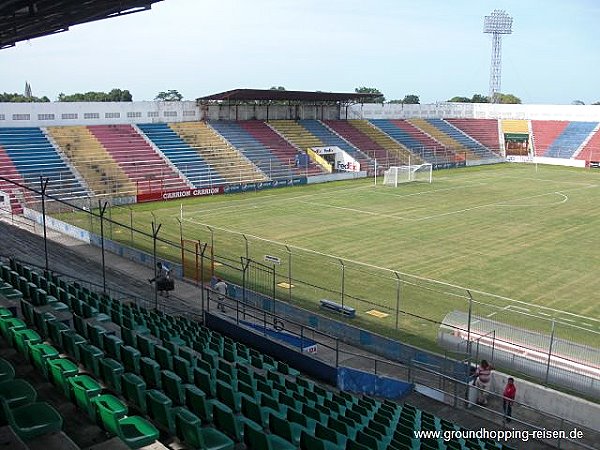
[
  {"left": 0, "top": 0, "right": 163, "bottom": 49},
  {"left": 197, "top": 88, "right": 383, "bottom": 104}
]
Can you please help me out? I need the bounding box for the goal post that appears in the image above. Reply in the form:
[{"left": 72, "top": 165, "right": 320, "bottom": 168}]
[{"left": 382, "top": 164, "right": 432, "bottom": 186}]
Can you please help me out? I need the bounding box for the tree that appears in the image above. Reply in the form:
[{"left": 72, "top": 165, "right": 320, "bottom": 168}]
[
  {"left": 354, "top": 87, "right": 384, "bottom": 103},
  {"left": 155, "top": 90, "right": 182, "bottom": 101},
  {"left": 58, "top": 89, "right": 132, "bottom": 102},
  {"left": 448, "top": 94, "right": 489, "bottom": 103},
  {"left": 402, "top": 94, "right": 420, "bottom": 104},
  {"left": 495, "top": 93, "right": 521, "bottom": 104},
  {"left": 0, "top": 92, "right": 49, "bottom": 102},
  {"left": 471, "top": 94, "right": 489, "bottom": 103},
  {"left": 571, "top": 100, "right": 585, "bottom": 105},
  {"left": 269, "top": 86, "right": 286, "bottom": 91},
  {"left": 593, "top": 101, "right": 600, "bottom": 105},
  {"left": 448, "top": 96, "right": 472, "bottom": 103}
]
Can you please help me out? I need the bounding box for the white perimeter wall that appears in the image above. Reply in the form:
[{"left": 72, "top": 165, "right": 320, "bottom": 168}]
[
  {"left": 0, "top": 101, "right": 340, "bottom": 127},
  {"left": 348, "top": 103, "right": 600, "bottom": 121},
  {"left": 2, "top": 101, "right": 600, "bottom": 128}
]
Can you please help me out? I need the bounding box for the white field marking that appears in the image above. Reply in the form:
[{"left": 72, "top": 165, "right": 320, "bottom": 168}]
[
  {"left": 370, "top": 181, "right": 490, "bottom": 199},
  {"left": 295, "top": 200, "right": 413, "bottom": 221},
  {"left": 499, "top": 175, "right": 598, "bottom": 187},
  {"left": 496, "top": 191, "right": 569, "bottom": 208},
  {"left": 182, "top": 183, "right": 375, "bottom": 217},
  {"left": 487, "top": 304, "right": 511, "bottom": 318},
  {"left": 182, "top": 215, "right": 600, "bottom": 326},
  {"left": 413, "top": 185, "right": 596, "bottom": 222},
  {"left": 182, "top": 180, "right": 490, "bottom": 220},
  {"left": 301, "top": 189, "right": 573, "bottom": 224},
  {"left": 511, "top": 306, "right": 531, "bottom": 312}
]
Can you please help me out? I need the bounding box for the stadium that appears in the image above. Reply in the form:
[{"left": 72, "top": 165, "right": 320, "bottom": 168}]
[{"left": 0, "top": 1, "right": 598, "bottom": 449}]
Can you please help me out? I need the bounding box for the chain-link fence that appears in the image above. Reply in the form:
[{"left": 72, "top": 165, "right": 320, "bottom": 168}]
[{"left": 2, "top": 175, "right": 598, "bottom": 401}]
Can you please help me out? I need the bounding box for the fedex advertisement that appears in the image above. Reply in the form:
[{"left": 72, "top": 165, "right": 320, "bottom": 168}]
[{"left": 311, "top": 146, "right": 361, "bottom": 172}]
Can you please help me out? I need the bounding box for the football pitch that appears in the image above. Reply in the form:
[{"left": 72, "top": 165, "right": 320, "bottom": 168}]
[{"left": 61, "top": 163, "right": 600, "bottom": 351}]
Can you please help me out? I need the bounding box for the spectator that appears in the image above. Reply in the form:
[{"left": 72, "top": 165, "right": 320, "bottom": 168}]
[
  {"left": 503, "top": 377, "right": 517, "bottom": 423},
  {"left": 214, "top": 278, "right": 227, "bottom": 311},
  {"left": 149, "top": 262, "right": 171, "bottom": 297},
  {"left": 475, "top": 359, "right": 493, "bottom": 406}
]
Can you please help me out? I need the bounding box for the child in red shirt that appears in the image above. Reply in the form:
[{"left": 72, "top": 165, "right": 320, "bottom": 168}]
[{"left": 503, "top": 377, "right": 517, "bottom": 422}]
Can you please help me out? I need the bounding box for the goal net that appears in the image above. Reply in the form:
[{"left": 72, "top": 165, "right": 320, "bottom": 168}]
[{"left": 382, "top": 164, "right": 432, "bottom": 186}]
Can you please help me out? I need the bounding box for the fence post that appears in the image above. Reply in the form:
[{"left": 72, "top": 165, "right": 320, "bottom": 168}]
[
  {"left": 243, "top": 234, "right": 249, "bottom": 260},
  {"left": 151, "top": 221, "right": 162, "bottom": 310},
  {"left": 545, "top": 319, "right": 556, "bottom": 384},
  {"left": 98, "top": 200, "right": 108, "bottom": 294},
  {"left": 285, "top": 245, "right": 292, "bottom": 303},
  {"left": 339, "top": 259, "right": 345, "bottom": 315},
  {"left": 466, "top": 290, "right": 473, "bottom": 357},
  {"left": 39, "top": 176, "right": 50, "bottom": 271},
  {"left": 394, "top": 271, "right": 401, "bottom": 329},
  {"left": 200, "top": 243, "right": 207, "bottom": 312},
  {"left": 129, "top": 207, "right": 134, "bottom": 244}
]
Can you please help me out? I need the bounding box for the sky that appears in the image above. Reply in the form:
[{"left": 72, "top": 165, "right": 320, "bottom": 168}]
[{"left": 1, "top": 0, "right": 599, "bottom": 104}]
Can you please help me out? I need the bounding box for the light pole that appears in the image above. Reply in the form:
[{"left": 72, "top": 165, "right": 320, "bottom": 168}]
[{"left": 484, "top": 10, "right": 513, "bottom": 103}]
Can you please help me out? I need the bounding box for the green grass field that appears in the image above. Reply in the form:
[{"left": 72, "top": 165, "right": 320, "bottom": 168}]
[{"left": 59, "top": 163, "right": 600, "bottom": 352}]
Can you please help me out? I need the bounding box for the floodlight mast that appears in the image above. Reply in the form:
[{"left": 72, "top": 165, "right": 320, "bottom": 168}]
[{"left": 484, "top": 10, "right": 513, "bottom": 103}]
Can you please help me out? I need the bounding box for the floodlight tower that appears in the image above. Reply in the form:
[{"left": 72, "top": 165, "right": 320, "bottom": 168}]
[{"left": 484, "top": 10, "right": 513, "bottom": 103}]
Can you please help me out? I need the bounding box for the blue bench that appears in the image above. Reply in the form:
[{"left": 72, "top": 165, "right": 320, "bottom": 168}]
[{"left": 319, "top": 299, "right": 356, "bottom": 318}]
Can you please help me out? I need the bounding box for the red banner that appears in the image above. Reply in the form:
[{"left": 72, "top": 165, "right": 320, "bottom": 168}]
[{"left": 136, "top": 186, "right": 224, "bottom": 203}]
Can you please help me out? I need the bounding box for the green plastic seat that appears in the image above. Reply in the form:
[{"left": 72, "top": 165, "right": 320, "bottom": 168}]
[
  {"left": 99, "top": 358, "right": 124, "bottom": 394},
  {"left": 19, "top": 300, "right": 34, "bottom": 326},
  {"left": 87, "top": 324, "right": 107, "bottom": 350},
  {"left": 212, "top": 401, "right": 257, "bottom": 444},
  {"left": 102, "top": 333, "right": 123, "bottom": 360},
  {"left": 47, "top": 320, "right": 71, "bottom": 350},
  {"left": 300, "top": 430, "right": 340, "bottom": 450},
  {"left": 1, "top": 399, "right": 63, "bottom": 441},
  {"left": 193, "top": 367, "right": 216, "bottom": 397},
  {"left": 0, "top": 358, "right": 15, "bottom": 383},
  {"left": 172, "top": 355, "right": 193, "bottom": 384},
  {"left": 91, "top": 393, "right": 128, "bottom": 432},
  {"left": 11, "top": 328, "right": 41, "bottom": 359},
  {"left": 154, "top": 345, "right": 173, "bottom": 371},
  {"left": 175, "top": 407, "right": 235, "bottom": 450},
  {"left": 62, "top": 332, "right": 86, "bottom": 361},
  {"left": 115, "top": 415, "right": 160, "bottom": 449},
  {"left": 315, "top": 422, "right": 347, "bottom": 447},
  {"left": 47, "top": 357, "right": 80, "bottom": 396},
  {"left": 0, "top": 317, "right": 25, "bottom": 341},
  {"left": 140, "top": 357, "right": 162, "bottom": 389},
  {"left": 136, "top": 334, "right": 155, "bottom": 359},
  {"left": 216, "top": 380, "right": 244, "bottom": 413},
  {"left": 121, "top": 345, "right": 141, "bottom": 375},
  {"left": 287, "top": 407, "right": 317, "bottom": 434},
  {"left": 78, "top": 342, "right": 104, "bottom": 377},
  {"left": 245, "top": 421, "right": 295, "bottom": 450},
  {"left": 68, "top": 374, "right": 103, "bottom": 419},
  {"left": 0, "top": 379, "right": 37, "bottom": 422},
  {"left": 241, "top": 396, "right": 276, "bottom": 429},
  {"left": 0, "top": 308, "right": 13, "bottom": 319},
  {"left": 145, "top": 389, "right": 175, "bottom": 434},
  {"left": 184, "top": 384, "right": 218, "bottom": 424},
  {"left": 121, "top": 373, "right": 147, "bottom": 412},
  {"left": 269, "top": 412, "right": 304, "bottom": 447},
  {"left": 120, "top": 327, "right": 137, "bottom": 348},
  {"left": 327, "top": 415, "right": 357, "bottom": 440},
  {"left": 161, "top": 370, "right": 185, "bottom": 406},
  {"left": 29, "top": 343, "right": 60, "bottom": 379}
]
